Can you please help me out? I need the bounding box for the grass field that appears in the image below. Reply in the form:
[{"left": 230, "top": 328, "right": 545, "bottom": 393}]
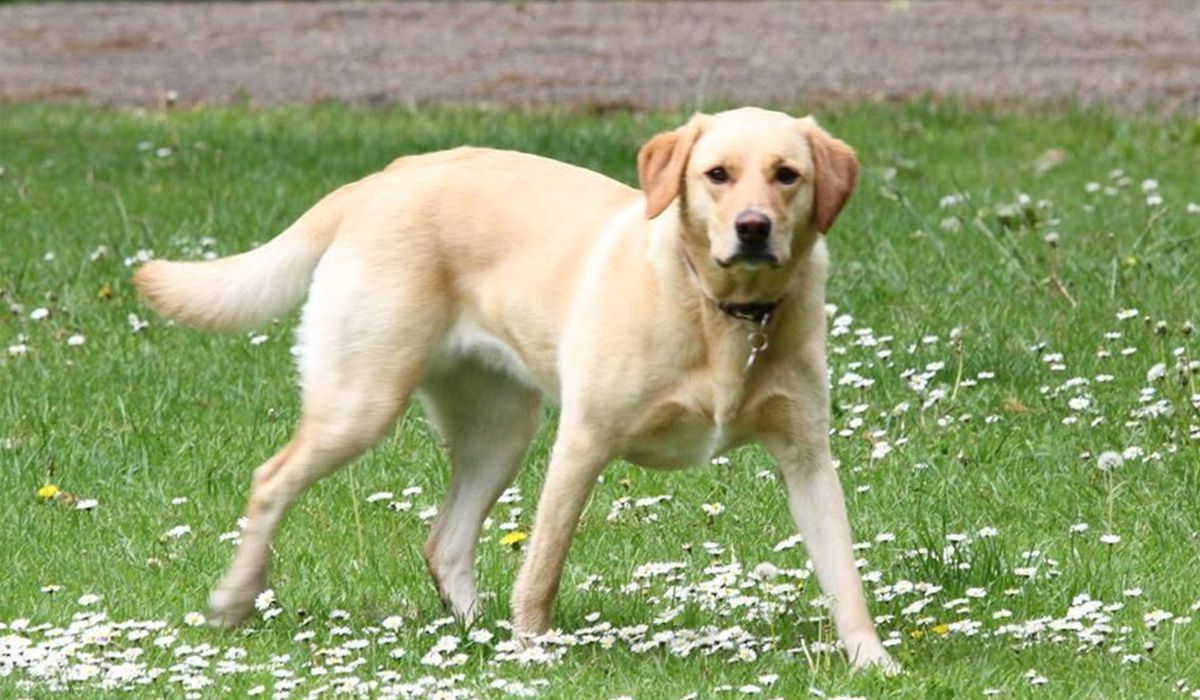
[{"left": 2, "top": 101, "right": 1199, "bottom": 698}]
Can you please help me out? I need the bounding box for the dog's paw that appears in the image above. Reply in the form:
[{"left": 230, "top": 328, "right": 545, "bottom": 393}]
[
  {"left": 432, "top": 578, "right": 481, "bottom": 628},
  {"left": 847, "top": 642, "right": 901, "bottom": 675},
  {"left": 436, "top": 591, "right": 480, "bottom": 628},
  {"left": 510, "top": 606, "right": 552, "bottom": 640},
  {"left": 207, "top": 584, "right": 260, "bottom": 630},
  {"left": 452, "top": 599, "right": 481, "bottom": 628},
  {"left": 510, "top": 587, "right": 555, "bottom": 637},
  {"left": 511, "top": 626, "right": 537, "bottom": 650}
]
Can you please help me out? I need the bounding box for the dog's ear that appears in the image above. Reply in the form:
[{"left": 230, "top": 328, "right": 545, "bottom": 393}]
[
  {"left": 800, "top": 117, "right": 859, "bottom": 233},
  {"left": 637, "top": 116, "right": 704, "bottom": 219}
]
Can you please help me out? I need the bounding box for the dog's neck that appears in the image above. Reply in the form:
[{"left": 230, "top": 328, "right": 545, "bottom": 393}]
[
  {"left": 677, "top": 247, "right": 784, "bottom": 321},
  {"left": 644, "top": 215, "right": 814, "bottom": 422},
  {"left": 673, "top": 247, "right": 786, "bottom": 381}
]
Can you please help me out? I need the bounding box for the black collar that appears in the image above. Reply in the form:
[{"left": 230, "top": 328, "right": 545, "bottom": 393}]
[
  {"left": 679, "top": 249, "right": 782, "bottom": 324},
  {"left": 717, "top": 300, "right": 779, "bottom": 324}
]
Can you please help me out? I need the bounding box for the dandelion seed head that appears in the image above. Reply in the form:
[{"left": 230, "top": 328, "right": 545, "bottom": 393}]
[{"left": 1096, "top": 451, "right": 1124, "bottom": 471}]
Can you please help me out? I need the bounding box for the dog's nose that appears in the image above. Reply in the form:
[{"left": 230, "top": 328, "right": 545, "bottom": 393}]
[{"left": 735, "top": 211, "right": 772, "bottom": 245}]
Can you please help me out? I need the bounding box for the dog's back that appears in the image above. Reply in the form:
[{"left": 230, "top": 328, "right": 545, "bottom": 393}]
[{"left": 134, "top": 148, "right": 639, "bottom": 335}]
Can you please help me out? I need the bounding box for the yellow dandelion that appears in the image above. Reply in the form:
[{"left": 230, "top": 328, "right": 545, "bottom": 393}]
[
  {"left": 37, "top": 484, "right": 60, "bottom": 499},
  {"left": 909, "top": 629, "right": 925, "bottom": 640},
  {"left": 499, "top": 531, "right": 528, "bottom": 548},
  {"left": 932, "top": 623, "right": 950, "bottom": 636}
]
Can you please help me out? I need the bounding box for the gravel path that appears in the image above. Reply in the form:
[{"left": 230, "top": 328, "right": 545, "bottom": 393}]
[{"left": 2, "top": 1, "right": 1198, "bottom": 112}]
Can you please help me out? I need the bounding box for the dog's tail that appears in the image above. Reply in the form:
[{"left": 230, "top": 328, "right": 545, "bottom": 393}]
[{"left": 133, "top": 183, "right": 354, "bottom": 332}]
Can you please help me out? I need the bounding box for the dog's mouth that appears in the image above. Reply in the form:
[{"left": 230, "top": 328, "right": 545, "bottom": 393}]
[{"left": 716, "top": 252, "right": 780, "bottom": 269}]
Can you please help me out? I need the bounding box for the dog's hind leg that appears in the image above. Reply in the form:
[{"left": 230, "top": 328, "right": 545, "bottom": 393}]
[
  {"left": 208, "top": 244, "right": 447, "bottom": 629},
  {"left": 420, "top": 362, "right": 542, "bottom": 625}
]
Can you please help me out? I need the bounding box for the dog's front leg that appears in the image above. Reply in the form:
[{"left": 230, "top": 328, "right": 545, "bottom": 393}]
[
  {"left": 762, "top": 429, "right": 899, "bottom": 674},
  {"left": 511, "top": 430, "right": 609, "bottom": 636}
]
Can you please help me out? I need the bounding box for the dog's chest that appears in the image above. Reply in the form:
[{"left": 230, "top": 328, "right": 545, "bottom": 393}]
[
  {"left": 611, "top": 318, "right": 786, "bottom": 470},
  {"left": 619, "top": 379, "right": 756, "bottom": 470},
  {"left": 622, "top": 416, "right": 734, "bottom": 470}
]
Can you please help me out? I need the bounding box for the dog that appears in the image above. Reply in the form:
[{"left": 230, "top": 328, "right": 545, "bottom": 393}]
[{"left": 133, "top": 107, "right": 896, "bottom": 671}]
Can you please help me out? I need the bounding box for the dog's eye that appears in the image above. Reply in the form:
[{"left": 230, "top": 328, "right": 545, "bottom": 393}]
[
  {"left": 705, "top": 166, "right": 729, "bottom": 184},
  {"left": 775, "top": 166, "right": 800, "bottom": 185}
]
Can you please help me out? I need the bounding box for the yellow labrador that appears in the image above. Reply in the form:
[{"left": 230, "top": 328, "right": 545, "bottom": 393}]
[{"left": 134, "top": 107, "right": 895, "bottom": 671}]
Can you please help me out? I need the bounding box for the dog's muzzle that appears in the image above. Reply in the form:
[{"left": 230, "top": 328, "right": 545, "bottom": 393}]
[{"left": 719, "top": 211, "right": 778, "bottom": 268}]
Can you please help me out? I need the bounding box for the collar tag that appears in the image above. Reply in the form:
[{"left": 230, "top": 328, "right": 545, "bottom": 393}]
[{"left": 744, "top": 312, "right": 772, "bottom": 372}]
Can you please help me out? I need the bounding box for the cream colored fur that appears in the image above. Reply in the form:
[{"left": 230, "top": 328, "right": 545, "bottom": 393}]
[{"left": 134, "top": 107, "right": 897, "bottom": 673}]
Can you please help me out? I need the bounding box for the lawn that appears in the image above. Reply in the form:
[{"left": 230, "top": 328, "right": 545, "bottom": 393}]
[{"left": 2, "top": 101, "right": 1199, "bottom": 698}]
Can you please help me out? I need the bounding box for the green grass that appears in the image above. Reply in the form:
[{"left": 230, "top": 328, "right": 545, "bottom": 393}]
[{"left": 2, "top": 101, "right": 1199, "bottom": 698}]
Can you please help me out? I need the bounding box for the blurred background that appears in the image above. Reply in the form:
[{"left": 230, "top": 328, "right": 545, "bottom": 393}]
[{"left": 2, "top": 1, "right": 1198, "bottom": 114}]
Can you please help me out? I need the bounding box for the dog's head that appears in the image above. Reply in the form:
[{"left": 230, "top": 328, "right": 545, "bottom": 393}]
[{"left": 638, "top": 108, "right": 857, "bottom": 298}]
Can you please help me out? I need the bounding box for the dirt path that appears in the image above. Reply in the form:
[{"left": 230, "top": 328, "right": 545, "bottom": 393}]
[{"left": 1, "top": 1, "right": 1198, "bottom": 112}]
